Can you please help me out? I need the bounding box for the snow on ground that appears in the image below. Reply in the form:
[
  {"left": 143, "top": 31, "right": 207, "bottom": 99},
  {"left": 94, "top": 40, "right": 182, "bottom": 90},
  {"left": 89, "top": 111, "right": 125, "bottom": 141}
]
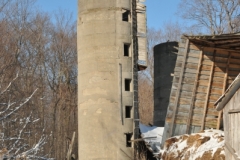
[{"left": 139, "top": 123, "right": 225, "bottom": 160}]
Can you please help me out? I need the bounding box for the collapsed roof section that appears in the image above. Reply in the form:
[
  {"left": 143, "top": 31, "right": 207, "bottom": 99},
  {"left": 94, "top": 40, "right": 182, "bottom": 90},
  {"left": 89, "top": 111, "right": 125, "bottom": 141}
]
[
  {"left": 161, "top": 33, "right": 240, "bottom": 145},
  {"left": 184, "top": 32, "right": 240, "bottom": 51},
  {"left": 214, "top": 74, "right": 240, "bottom": 111}
]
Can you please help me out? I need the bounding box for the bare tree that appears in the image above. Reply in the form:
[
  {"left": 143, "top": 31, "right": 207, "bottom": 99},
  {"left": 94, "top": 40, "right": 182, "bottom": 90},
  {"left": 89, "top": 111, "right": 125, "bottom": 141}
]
[
  {"left": 178, "top": 0, "right": 240, "bottom": 34},
  {"left": 0, "top": 0, "right": 12, "bottom": 13},
  {"left": 0, "top": 75, "right": 51, "bottom": 160},
  {"left": 0, "top": 0, "right": 78, "bottom": 159},
  {"left": 43, "top": 10, "right": 77, "bottom": 160},
  {"left": 138, "top": 77, "right": 153, "bottom": 124},
  {"left": 161, "top": 21, "right": 183, "bottom": 41}
]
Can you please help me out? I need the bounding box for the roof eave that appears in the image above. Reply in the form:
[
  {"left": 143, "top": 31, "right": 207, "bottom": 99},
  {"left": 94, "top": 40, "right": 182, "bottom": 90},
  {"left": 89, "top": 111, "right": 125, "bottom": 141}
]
[{"left": 215, "top": 76, "right": 240, "bottom": 111}]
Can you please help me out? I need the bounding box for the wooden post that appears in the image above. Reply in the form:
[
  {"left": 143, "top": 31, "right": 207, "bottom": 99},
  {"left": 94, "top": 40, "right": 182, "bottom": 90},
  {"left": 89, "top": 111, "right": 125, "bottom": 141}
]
[
  {"left": 201, "top": 50, "right": 215, "bottom": 130},
  {"left": 217, "top": 53, "right": 231, "bottom": 129},
  {"left": 168, "top": 39, "right": 189, "bottom": 137},
  {"left": 66, "top": 132, "right": 76, "bottom": 160},
  {"left": 225, "top": 142, "right": 240, "bottom": 160},
  {"left": 186, "top": 50, "right": 203, "bottom": 134}
]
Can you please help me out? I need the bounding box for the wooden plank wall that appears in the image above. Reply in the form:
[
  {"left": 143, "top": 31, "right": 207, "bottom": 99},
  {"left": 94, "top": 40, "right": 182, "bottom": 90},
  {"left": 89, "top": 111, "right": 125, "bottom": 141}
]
[
  {"left": 223, "top": 89, "right": 240, "bottom": 160},
  {"left": 163, "top": 37, "right": 240, "bottom": 141}
]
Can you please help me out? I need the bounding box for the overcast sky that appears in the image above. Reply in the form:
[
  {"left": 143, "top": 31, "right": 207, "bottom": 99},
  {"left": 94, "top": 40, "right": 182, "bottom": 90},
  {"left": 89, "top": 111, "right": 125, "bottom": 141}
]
[{"left": 36, "top": 0, "right": 182, "bottom": 29}]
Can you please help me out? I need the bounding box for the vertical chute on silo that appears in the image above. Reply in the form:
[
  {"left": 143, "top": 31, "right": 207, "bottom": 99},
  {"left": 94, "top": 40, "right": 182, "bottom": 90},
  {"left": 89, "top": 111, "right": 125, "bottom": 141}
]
[{"left": 136, "top": 0, "right": 147, "bottom": 70}]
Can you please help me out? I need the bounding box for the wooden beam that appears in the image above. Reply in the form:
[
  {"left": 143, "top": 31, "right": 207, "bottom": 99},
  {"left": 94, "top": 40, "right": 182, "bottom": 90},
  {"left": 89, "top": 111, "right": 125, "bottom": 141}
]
[
  {"left": 228, "top": 109, "right": 240, "bottom": 114},
  {"left": 168, "top": 39, "right": 189, "bottom": 138},
  {"left": 186, "top": 51, "right": 203, "bottom": 134},
  {"left": 217, "top": 53, "right": 231, "bottom": 129},
  {"left": 202, "top": 46, "right": 240, "bottom": 53},
  {"left": 216, "top": 42, "right": 240, "bottom": 48},
  {"left": 129, "top": 136, "right": 157, "bottom": 142},
  {"left": 201, "top": 50, "right": 215, "bottom": 130},
  {"left": 66, "top": 132, "right": 75, "bottom": 160},
  {"left": 225, "top": 142, "right": 240, "bottom": 160}
]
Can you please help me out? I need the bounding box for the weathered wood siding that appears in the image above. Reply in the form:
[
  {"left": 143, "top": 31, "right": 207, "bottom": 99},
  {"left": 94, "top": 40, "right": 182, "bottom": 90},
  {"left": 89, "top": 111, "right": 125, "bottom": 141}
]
[
  {"left": 162, "top": 37, "right": 240, "bottom": 143},
  {"left": 223, "top": 88, "right": 240, "bottom": 160}
]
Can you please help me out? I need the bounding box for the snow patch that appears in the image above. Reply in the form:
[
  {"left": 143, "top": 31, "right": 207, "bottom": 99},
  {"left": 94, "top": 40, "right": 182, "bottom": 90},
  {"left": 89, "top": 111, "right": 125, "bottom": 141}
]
[
  {"left": 139, "top": 123, "right": 225, "bottom": 159},
  {"left": 139, "top": 123, "right": 164, "bottom": 155}
]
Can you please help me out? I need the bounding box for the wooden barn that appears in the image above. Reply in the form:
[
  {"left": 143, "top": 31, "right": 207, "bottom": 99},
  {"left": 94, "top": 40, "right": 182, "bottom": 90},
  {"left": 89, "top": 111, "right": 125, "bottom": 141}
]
[
  {"left": 161, "top": 33, "right": 240, "bottom": 144},
  {"left": 215, "top": 74, "right": 240, "bottom": 160}
]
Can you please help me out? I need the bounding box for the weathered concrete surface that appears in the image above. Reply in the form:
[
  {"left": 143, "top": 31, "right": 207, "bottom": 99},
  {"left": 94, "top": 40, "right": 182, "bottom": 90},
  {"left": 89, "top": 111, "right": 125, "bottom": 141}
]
[
  {"left": 153, "top": 42, "right": 178, "bottom": 127},
  {"left": 78, "top": 0, "right": 134, "bottom": 159}
]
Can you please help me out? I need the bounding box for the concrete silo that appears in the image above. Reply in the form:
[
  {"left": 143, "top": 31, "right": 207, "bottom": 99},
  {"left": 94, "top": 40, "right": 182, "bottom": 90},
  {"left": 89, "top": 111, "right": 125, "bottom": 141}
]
[{"left": 77, "top": 0, "right": 147, "bottom": 159}]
